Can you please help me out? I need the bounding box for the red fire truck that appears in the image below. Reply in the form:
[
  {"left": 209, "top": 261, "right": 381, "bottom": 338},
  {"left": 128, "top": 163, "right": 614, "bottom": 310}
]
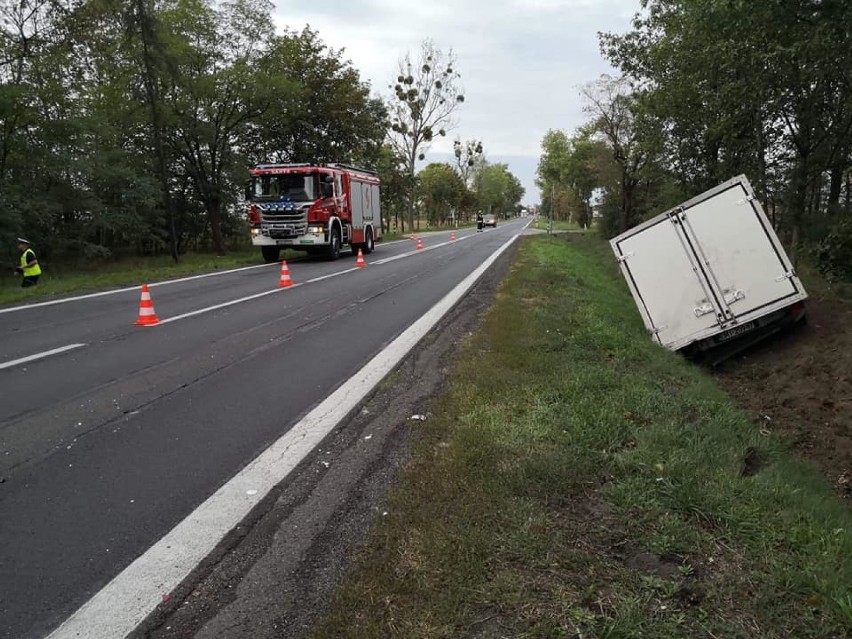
[{"left": 245, "top": 163, "right": 381, "bottom": 262}]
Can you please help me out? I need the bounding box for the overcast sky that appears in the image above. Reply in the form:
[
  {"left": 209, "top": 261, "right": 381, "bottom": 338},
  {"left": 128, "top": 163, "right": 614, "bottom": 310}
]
[{"left": 272, "top": 0, "right": 639, "bottom": 205}]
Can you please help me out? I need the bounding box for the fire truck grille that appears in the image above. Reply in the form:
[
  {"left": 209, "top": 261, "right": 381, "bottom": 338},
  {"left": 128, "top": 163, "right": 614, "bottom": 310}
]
[{"left": 259, "top": 206, "right": 308, "bottom": 238}]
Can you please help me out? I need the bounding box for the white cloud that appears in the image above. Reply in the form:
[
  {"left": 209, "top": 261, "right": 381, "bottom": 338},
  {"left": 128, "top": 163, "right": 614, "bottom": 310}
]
[{"left": 271, "top": 0, "right": 638, "bottom": 204}]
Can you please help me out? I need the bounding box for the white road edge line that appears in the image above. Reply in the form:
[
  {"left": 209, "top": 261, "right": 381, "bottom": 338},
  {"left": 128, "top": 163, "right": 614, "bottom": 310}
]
[
  {"left": 0, "top": 343, "right": 87, "bottom": 371},
  {"left": 47, "top": 232, "right": 521, "bottom": 639}
]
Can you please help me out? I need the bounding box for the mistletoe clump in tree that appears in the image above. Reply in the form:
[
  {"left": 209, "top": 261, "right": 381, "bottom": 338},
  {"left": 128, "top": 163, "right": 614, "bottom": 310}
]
[{"left": 386, "top": 39, "right": 464, "bottom": 231}]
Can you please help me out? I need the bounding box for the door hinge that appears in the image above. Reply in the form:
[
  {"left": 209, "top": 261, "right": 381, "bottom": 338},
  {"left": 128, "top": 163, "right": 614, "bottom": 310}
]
[
  {"left": 735, "top": 195, "right": 756, "bottom": 205},
  {"left": 668, "top": 207, "right": 686, "bottom": 224},
  {"left": 617, "top": 251, "right": 634, "bottom": 263},
  {"left": 775, "top": 270, "right": 796, "bottom": 282},
  {"left": 694, "top": 301, "right": 714, "bottom": 317},
  {"left": 722, "top": 288, "right": 745, "bottom": 305}
]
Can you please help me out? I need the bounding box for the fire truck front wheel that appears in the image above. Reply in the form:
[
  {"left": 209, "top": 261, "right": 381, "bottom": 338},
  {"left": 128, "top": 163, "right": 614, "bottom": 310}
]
[
  {"left": 363, "top": 228, "right": 374, "bottom": 255},
  {"left": 261, "top": 245, "right": 281, "bottom": 263},
  {"left": 327, "top": 227, "right": 341, "bottom": 260}
]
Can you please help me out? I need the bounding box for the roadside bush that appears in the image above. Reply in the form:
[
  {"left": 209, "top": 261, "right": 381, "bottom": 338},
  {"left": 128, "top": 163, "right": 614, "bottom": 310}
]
[{"left": 817, "top": 217, "right": 852, "bottom": 281}]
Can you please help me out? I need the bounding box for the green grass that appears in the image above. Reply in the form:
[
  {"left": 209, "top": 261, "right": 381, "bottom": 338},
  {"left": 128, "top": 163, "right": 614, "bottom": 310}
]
[
  {"left": 797, "top": 259, "right": 852, "bottom": 303},
  {"left": 311, "top": 234, "right": 852, "bottom": 638},
  {"left": 384, "top": 221, "right": 477, "bottom": 242},
  {"left": 531, "top": 217, "right": 589, "bottom": 232}
]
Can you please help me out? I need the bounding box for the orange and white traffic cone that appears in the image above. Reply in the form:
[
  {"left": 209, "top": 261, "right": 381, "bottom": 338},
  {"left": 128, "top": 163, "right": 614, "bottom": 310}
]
[
  {"left": 356, "top": 248, "right": 366, "bottom": 268},
  {"left": 409, "top": 232, "right": 415, "bottom": 241},
  {"left": 416, "top": 238, "right": 424, "bottom": 251},
  {"left": 134, "top": 284, "right": 160, "bottom": 326},
  {"left": 278, "top": 260, "right": 293, "bottom": 288},
  {"left": 450, "top": 231, "right": 456, "bottom": 242}
]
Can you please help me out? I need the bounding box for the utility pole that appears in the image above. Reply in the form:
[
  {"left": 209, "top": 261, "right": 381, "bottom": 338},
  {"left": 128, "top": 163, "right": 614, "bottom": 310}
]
[{"left": 549, "top": 184, "right": 554, "bottom": 236}]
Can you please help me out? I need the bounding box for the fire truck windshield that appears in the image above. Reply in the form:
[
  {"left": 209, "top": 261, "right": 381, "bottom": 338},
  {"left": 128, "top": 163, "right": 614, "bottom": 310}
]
[{"left": 251, "top": 173, "right": 318, "bottom": 202}]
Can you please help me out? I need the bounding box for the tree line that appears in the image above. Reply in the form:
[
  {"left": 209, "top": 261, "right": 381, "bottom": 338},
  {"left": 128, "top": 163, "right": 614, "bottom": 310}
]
[
  {"left": 383, "top": 40, "right": 524, "bottom": 231},
  {"left": 538, "top": 0, "right": 852, "bottom": 280},
  {"left": 0, "top": 1, "right": 524, "bottom": 265}
]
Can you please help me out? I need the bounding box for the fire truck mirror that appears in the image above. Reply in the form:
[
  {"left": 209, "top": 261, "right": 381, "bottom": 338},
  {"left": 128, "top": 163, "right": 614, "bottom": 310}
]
[{"left": 244, "top": 181, "right": 253, "bottom": 201}]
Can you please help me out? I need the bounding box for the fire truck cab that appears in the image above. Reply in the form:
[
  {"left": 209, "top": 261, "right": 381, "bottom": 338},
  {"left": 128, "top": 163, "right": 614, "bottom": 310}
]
[{"left": 245, "top": 163, "right": 381, "bottom": 262}]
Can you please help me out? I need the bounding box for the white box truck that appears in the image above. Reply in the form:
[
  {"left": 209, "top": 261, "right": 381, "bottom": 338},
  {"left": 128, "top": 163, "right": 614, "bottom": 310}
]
[{"left": 610, "top": 175, "right": 807, "bottom": 362}]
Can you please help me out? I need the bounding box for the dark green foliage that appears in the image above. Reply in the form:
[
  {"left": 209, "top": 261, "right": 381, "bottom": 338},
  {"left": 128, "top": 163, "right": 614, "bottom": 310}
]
[
  {"left": 592, "top": 0, "right": 852, "bottom": 259},
  {"left": 0, "top": 0, "right": 386, "bottom": 261},
  {"left": 416, "top": 162, "right": 465, "bottom": 226},
  {"left": 817, "top": 217, "right": 852, "bottom": 281},
  {"left": 473, "top": 162, "right": 524, "bottom": 217}
]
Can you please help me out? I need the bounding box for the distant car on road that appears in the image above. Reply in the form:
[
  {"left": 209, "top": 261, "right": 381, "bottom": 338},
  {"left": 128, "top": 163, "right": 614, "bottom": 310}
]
[{"left": 483, "top": 214, "right": 497, "bottom": 227}]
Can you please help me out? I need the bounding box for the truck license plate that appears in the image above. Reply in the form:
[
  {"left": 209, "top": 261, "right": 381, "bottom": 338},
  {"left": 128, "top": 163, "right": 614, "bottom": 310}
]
[{"left": 717, "top": 321, "right": 757, "bottom": 342}]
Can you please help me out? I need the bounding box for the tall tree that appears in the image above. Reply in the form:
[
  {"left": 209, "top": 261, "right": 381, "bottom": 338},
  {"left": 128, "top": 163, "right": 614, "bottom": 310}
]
[
  {"left": 386, "top": 39, "right": 464, "bottom": 231},
  {"left": 452, "top": 137, "right": 483, "bottom": 188},
  {"left": 474, "top": 162, "right": 524, "bottom": 216},
  {"left": 600, "top": 0, "right": 852, "bottom": 259},
  {"left": 127, "top": 0, "right": 180, "bottom": 261},
  {"left": 252, "top": 27, "right": 386, "bottom": 167},
  {"left": 0, "top": 0, "right": 66, "bottom": 244},
  {"left": 374, "top": 144, "right": 413, "bottom": 233},
  {"left": 540, "top": 130, "right": 612, "bottom": 227},
  {"left": 158, "top": 0, "right": 282, "bottom": 255},
  {"left": 416, "top": 162, "right": 465, "bottom": 226},
  {"left": 581, "top": 75, "right": 652, "bottom": 234},
  {"left": 536, "top": 129, "right": 572, "bottom": 221}
]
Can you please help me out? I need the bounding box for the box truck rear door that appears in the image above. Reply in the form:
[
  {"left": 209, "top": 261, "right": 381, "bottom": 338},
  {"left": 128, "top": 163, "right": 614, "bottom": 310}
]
[
  {"left": 678, "top": 178, "right": 802, "bottom": 321},
  {"left": 614, "top": 216, "right": 723, "bottom": 349}
]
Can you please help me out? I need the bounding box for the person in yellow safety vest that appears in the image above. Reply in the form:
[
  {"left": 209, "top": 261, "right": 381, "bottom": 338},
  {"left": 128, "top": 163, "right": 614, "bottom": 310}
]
[{"left": 15, "top": 238, "right": 41, "bottom": 288}]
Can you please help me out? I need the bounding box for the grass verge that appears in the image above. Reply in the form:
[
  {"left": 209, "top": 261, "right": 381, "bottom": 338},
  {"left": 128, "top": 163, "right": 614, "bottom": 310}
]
[
  {"left": 0, "top": 227, "right": 469, "bottom": 307},
  {"left": 0, "top": 248, "right": 295, "bottom": 307},
  {"left": 311, "top": 234, "right": 852, "bottom": 638},
  {"left": 531, "top": 218, "right": 589, "bottom": 232}
]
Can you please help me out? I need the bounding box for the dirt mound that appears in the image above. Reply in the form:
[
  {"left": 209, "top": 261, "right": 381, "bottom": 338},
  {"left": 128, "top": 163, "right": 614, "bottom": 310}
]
[{"left": 714, "top": 295, "right": 852, "bottom": 499}]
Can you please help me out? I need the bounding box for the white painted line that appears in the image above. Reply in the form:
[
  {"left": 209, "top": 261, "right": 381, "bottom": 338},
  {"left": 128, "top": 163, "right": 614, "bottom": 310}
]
[
  {"left": 371, "top": 232, "right": 472, "bottom": 266},
  {"left": 0, "top": 343, "right": 87, "bottom": 371},
  {"left": 154, "top": 266, "right": 363, "bottom": 326},
  {"left": 155, "top": 284, "right": 303, "bottom": 325},
  {"left": 47, "top": 232, "right": 521, "bottom": 639},
  {"left": 0, "top": 238, "right": 430, "bottom": 317},
  {"left": 155, "top": 243, "right": 469, "bottom": 326},
  {"left": 305, "top": 266, "right": 361, "bottom": 284},
  {"left": 0, "top": 263, "right": 277, "bottom": 316},
  {"left": 154, "top": 225, "right": 510, "bottom": 324}
]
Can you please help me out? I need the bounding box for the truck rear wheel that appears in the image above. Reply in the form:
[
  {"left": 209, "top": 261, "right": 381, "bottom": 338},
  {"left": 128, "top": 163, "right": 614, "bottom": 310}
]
[
  {"left": 261, "top": 246, "right": 281, "bottom": 263},
  {"left": 327, "top": 227, "right": 341, "bottom": 260},
  {"left": 363, "top": 228, "right": 374, "bottom": 255}
]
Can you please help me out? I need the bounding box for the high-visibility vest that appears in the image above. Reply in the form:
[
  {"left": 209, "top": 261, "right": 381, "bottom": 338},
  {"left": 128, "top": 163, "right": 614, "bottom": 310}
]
[{"left": 21, "top": 248, "right": 41, "bottom": 277}]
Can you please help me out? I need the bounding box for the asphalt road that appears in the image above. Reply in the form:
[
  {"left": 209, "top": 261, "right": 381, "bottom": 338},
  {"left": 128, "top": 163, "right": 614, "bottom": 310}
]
[{"left": 0, "top": 220, "right": 526, "bottom": 639}]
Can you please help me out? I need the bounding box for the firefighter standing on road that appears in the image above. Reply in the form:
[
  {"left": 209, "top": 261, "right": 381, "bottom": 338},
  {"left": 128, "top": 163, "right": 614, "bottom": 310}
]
[
  {"left": 476, "top": 211, "right": 484, "bottom": 232},
  {"left": 15, "top": 238, "right": 41, "bottom": 288}
]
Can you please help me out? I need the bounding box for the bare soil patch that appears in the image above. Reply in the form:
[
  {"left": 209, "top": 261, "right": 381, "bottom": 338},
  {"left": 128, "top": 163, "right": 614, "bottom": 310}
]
[{"left": 714, "top": 294, "right": 852, "bottom": 499}]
